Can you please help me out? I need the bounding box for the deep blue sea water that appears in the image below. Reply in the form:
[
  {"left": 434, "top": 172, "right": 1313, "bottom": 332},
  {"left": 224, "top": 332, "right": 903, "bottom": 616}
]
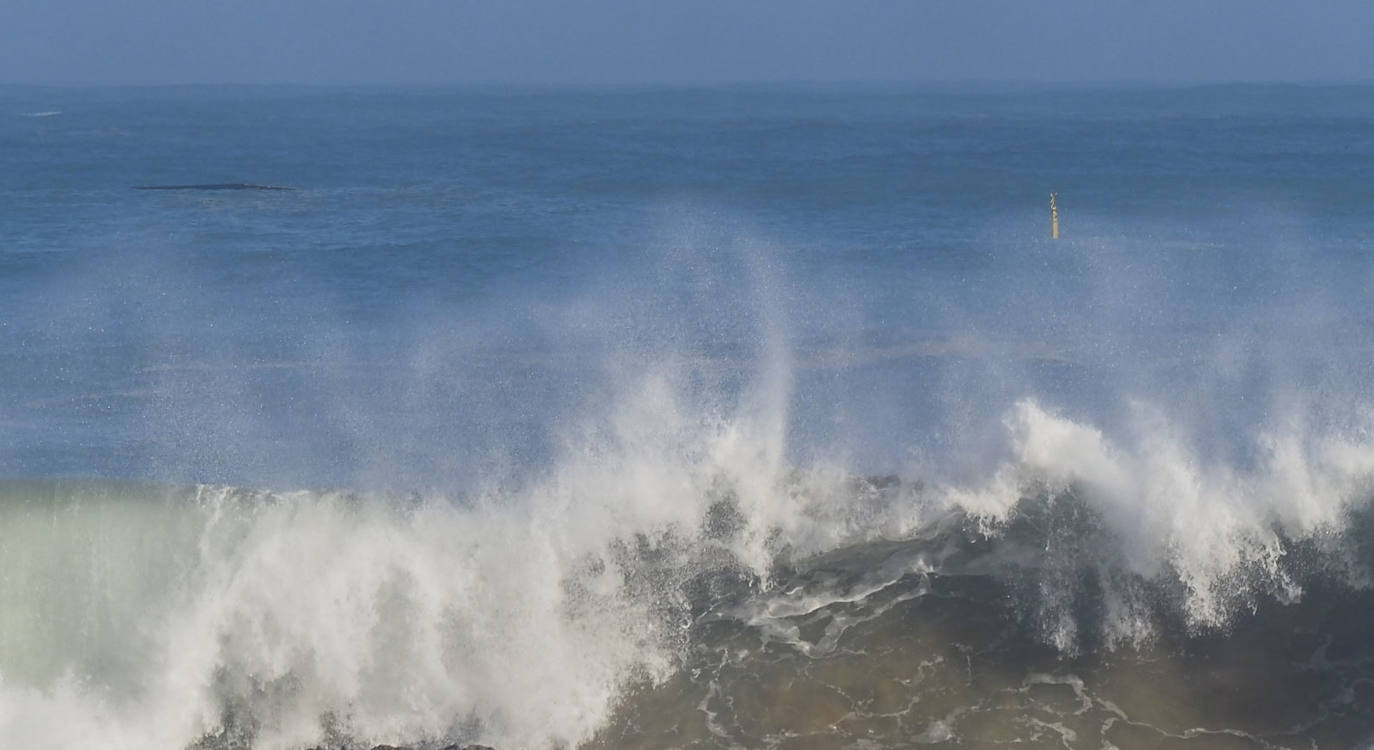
[
  {"left": 4, "top": 85, "right": 1374, "bottom": 748},
  {"left": 5, "top": 84, "right": 1374, "bottom": 488}
]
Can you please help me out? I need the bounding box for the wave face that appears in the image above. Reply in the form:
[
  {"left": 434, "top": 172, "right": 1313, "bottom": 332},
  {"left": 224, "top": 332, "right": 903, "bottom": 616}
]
[{"left": 4, "top": 386, "right": 1374, "bottom": 749}]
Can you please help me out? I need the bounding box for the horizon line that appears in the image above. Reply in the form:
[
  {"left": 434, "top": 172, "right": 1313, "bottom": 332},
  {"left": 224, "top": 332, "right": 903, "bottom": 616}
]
[{"left": 5, "top": 78, "right": 1374, "bottom": 91}]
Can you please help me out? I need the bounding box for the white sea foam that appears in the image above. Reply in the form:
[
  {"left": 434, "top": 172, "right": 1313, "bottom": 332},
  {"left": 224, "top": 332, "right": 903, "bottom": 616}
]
[
  {"left": 5, "top": 374, "right": 1374, "bottom": 747},
  {"left": 0, "top": 360, "right": 856, "bottom": 748},
  {"left": 0, "top": 483, "right": 682, "bottom": 748},
  {"left": 6, "top": 277, "right": 1374, "bottom": 747},
  {"left": 948, "top": 398, "right": 1374, "bottom": 634}
]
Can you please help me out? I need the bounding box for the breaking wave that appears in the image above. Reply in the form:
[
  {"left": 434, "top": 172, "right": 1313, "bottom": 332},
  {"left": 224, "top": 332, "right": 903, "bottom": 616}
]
[{"left": 4, "top": 362, "right": 1374, "bottom": 748}]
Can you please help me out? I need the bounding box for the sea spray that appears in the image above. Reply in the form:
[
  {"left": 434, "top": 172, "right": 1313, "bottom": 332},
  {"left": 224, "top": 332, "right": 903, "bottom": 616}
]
[
  {"left": 6, "top": 380, "right": 1374, "bottom": 747},
  {"left": 0, "top": 358, "right": 842, "bottom": 748}
]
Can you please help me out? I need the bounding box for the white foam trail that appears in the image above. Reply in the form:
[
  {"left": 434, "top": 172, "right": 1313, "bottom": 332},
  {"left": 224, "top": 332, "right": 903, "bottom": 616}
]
[{"left": 20, "top": 111, "right": 61, "bottom": 117}]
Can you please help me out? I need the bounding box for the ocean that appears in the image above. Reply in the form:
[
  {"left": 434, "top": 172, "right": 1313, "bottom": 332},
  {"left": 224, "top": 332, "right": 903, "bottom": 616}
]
[{"left": 3, "top": 84, "right": 1374, "bottom": 749}]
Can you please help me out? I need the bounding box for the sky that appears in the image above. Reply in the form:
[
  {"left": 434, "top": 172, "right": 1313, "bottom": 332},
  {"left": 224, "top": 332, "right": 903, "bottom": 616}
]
[{"left": 3, "top": 0, "right": 1373, "bottom": 86}]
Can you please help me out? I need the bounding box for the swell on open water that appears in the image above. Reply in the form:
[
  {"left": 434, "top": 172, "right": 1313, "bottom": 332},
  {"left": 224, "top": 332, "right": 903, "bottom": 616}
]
[{"left": 4, "top": 85, "right": 1374, "bottom": 749}]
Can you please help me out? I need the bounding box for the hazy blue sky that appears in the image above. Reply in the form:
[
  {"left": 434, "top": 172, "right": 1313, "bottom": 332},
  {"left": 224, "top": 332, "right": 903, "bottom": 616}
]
[{"left": 4, "top": 0, "right": 1372, "bottom": 86}]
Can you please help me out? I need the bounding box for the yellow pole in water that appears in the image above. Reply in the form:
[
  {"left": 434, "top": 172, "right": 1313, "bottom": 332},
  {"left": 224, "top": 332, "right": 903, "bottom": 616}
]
[{"left": 1050, "top": 193, "right": 1059, "bottom": 239}]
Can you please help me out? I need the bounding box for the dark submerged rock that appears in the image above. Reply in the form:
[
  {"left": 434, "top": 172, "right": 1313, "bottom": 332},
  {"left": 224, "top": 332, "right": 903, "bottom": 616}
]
[{"left": 133, "top": 183, "right": 295, "bottom": 191}]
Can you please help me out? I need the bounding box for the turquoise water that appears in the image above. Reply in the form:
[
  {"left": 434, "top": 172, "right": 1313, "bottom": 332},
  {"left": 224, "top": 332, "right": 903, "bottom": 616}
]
[{"left": 4, "top": 85, "right": 1374, "bottom": 748}]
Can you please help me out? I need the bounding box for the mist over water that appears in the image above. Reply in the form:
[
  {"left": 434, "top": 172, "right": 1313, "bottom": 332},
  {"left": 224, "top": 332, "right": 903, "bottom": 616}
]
[{"left": 4, "top": 85, "right": 1374, "bottom": 748}]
